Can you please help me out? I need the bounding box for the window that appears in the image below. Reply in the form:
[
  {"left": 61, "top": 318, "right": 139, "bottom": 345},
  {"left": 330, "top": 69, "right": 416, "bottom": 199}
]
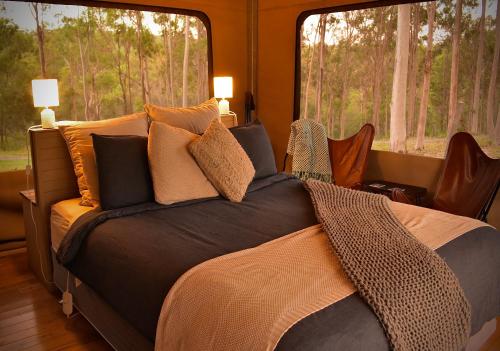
[
  {"left": 296, "top": 0, "right": 499, "bottom": 158},
  {"left": 0, "top": 1, "right": 212, "bottom": 172}
]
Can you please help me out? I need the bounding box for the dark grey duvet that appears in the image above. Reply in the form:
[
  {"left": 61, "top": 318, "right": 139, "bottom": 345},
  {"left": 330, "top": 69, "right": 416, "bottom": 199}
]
[{"left": 58, "top": 174, "right": 500, "bottom": 350}]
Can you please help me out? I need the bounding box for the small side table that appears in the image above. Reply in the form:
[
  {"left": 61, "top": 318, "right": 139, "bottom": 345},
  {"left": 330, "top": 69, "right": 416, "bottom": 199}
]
[
  {"left": 220, "top": 112, "right": 238, "bottom": 128},
  {"left": 362, "top": 180, "right": 427, "bottom": 206},
  {"left": 20, "top": 189, "right": 53, "bottom": 288}
]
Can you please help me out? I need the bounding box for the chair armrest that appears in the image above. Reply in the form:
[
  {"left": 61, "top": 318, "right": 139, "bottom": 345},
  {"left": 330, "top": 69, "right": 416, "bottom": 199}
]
[{"left": 390, "top": 189, "right": 414, "bottom": 205}]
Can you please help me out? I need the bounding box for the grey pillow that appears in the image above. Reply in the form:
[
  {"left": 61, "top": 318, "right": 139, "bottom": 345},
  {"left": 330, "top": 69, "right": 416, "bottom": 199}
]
[
  {"left": 92, "top": 134, "right": 154, "bottom": 210},
  {"left": 230, "top": 121, "right": 277, "bottom": 179}
]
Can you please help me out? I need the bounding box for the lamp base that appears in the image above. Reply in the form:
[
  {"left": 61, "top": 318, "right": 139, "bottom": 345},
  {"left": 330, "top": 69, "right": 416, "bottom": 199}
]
[
  {"left": 41, "top": 108, "right": 56, "bottom": 129},
  {"left": 218, "top": 98, "right": 230, "bottom": 115}
]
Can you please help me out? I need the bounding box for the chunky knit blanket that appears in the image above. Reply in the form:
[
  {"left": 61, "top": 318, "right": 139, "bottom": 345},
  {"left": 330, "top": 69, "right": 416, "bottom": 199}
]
[
  {"left": 305, "top": 179, "right": 471, "bottom": 351},
  {"left": 287, "top": 119, "right": 332, "bottom": 182}
]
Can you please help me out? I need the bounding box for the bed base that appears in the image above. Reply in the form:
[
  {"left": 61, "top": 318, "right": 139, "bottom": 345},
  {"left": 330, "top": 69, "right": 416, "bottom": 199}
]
[
  {"left": 52, "top": 251, "right": 153, "bottom": 351},
  {"left": 52, "top": 250, "right": 497, "bottom": 351}
]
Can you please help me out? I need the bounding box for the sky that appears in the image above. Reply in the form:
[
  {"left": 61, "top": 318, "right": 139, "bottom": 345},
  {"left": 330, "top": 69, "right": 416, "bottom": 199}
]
[{"left": 0, "top": 0, "right": 192, "bottom": 36}]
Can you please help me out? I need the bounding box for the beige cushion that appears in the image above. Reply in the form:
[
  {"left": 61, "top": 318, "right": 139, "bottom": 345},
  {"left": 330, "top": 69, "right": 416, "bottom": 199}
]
[
  {"left": 148, "top": 122, "right": 219, "bottom": 205},
  {"left": 59, "top": 113, "right": 149, "bottom": 206},
  {"left": 145, "top": 98, "right": 219, "bottom": 134},
  {"left": 189, "top": 119, "right": 255, "bottom": 202}
]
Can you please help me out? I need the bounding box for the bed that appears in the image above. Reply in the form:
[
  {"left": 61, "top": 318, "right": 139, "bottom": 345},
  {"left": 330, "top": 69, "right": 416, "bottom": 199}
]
[{"left": 49, "top": 173, "right": 500, "bottom": 350}]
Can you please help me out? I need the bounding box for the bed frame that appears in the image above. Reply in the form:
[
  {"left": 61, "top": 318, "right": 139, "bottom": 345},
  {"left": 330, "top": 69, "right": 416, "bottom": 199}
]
[
  {"left": 30, "top": 127, "right": 153, "bottom": 349},
  {"left": 29, "top": 127, "right": 497, "bottom": 351}
]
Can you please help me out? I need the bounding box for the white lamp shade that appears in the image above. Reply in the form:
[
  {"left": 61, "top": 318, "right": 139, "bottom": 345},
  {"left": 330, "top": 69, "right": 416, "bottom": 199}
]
[
  {"left": 32, "top": 79, "right": 59, "bottom": 108},
  {"left": 213, "top": 77, "right": 233, "bottom": 99}
]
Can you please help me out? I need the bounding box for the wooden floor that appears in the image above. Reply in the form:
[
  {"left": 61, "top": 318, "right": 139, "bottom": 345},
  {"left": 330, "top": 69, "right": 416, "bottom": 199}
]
[
  {"left": 0, "top": 252, "right": 111, "bottom": 351},
  {"left": 0, "top": 251, "right": 499, "bottom": 351}
]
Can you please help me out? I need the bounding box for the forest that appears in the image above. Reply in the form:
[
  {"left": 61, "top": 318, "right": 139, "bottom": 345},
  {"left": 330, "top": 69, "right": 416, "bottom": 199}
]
[
  {"left": 300, "top": 0, "right": 500, "bottom": 158},
  {"left": 0, "top": 1, "right": 209, "bottom": 171}
]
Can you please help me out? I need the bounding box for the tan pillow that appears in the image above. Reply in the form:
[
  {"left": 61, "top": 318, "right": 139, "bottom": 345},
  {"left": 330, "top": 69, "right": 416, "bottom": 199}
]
[
  {"left": 189, "top": 119, "right": 255, "bottom": 202},
  {"left": 59, "top": 112, "right": 149, "bottom": 206},
  {"left": 145, "top": 98, "right": 219, "bottom": 134},
  {"left": 148, "top": 122, "right": 219, "bottom": 205}
]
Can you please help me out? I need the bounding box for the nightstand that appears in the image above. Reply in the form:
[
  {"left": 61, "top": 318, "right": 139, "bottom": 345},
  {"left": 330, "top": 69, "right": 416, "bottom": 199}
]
[
  {"left": 21, "top": 127, "right": 79, "bottom": 290},
  {"left": 362, "top": 180, "right": 427, "bottom": 206},
  {"left": 220, "top": 112, "right": 238, "bottom": 128},
  {"left": 20, "top": 189, "right": 54, "bottom": 288}
]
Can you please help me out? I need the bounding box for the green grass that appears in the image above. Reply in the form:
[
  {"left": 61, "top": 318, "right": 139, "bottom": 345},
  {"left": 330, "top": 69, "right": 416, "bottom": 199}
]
[
  {"left": 373, "top": 135, "right": 500, "bottom": 159},
  {"left": 0, "top": 158, "right": 28, "bottom": 172},
  {"left": 0, "top": 134, "right": 498, "bottom": 173},
  {"left": 0, "top": 143, "right": 29, "bottom": 172}
]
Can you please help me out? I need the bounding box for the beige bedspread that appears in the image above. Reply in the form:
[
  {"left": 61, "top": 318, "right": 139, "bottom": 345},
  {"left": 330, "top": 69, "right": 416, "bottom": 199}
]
[{"left": 155, "top": 202, "right": 486, "bottom": 351}]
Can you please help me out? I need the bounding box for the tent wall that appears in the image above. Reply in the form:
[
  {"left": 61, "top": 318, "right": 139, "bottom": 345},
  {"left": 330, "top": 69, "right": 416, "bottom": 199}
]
[{"left": 0, "top": 0, "right": 497, "bottom": 242}]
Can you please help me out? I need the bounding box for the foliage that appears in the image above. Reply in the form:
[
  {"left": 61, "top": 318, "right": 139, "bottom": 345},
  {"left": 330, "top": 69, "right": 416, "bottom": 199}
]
[
  {"left": 0, "top": 2, "right": 209, "bottom": 171},
  {"left": 300, "top": 0, "right": 499, "bottom": 157}
]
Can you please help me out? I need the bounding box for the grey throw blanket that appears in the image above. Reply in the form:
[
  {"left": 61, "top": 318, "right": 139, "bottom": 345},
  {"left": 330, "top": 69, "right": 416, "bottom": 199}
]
[
  {"left": 304, "top": 179, "right": 471, "bottom": 351},
  {"left": 287, "top": 119, "right": 332, "bottom": 182}
]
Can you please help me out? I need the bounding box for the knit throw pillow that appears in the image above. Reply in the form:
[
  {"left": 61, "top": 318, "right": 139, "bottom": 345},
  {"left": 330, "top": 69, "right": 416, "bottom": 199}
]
[{"left": 189, "top": 119, "right": 255, "bottom": 202}]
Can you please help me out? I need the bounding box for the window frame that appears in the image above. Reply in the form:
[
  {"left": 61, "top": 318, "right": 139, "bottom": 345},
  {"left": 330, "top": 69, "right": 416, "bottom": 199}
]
[
  {"left": 293, "top": 0, "right": 423, "bottom": 121},
  {"left": 28, "top": 0, "right": 215, "bottom": 97}
]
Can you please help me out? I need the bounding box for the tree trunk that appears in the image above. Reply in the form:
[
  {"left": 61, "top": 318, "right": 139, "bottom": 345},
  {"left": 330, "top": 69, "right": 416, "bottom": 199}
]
[
  {"left": 144, "top": 57, "right": 151, "bottom": 104},
  {"left": 63, "top": 57, "right": 78, "bottom": 120},
  {"left": 168, "top": 16, "right": 175, "bottom": 106},
  {"left": 85, "top": 11, "right": 98, "bottom": 121},
  {"left": 303, "top": 22, "right": 320, "bottom": 119},
  {"left": 115, "top": 34, "right": 128, "bottom": 115},
  {"left": 0, "top": 103, "right": 5, "bottom": 149},
  {"left": 372, "top": 8, "right": 392, "bottom": 135},
  {"left": 196, "top": 20, "right": 205, "bottom": 104},
  {"left": 161, "top": 26, "right": 171, "bottom": 105},
  {"left": 495, "top": 106, "right": 500, "bottom": 145},
  {"left": 182, "top": 15, "right": 190, "bottom": 107},
  {"left": 486, "top": 1, "right": 500, "bottom": 141},
  {"left": 415, "top": 2, "right": 436, "bottom": 151},
  {"left": 31, "top": 3, "right": 47, "bottom": 78},
  {"left": 315, "top": 14, "right": 327, "bottom": 123},
  {"left": 390, "top": 4, "right": 411, "bottom": 153},
  {"left": 339, "top": 13, "right": 354, "bottom": 139},
  {"left": 135, "top": 11, "right": 147, "bottom": 105},
  {"left": 471, "top": 0, "right": 486, "bottom": 134},
  {"left": 125, "top": 41, "right": 133, "bottom": 113},
  {"left": 446, "top": 0, "right": 463, "bottom": 141},
  {"left": 76, "top": 25, "right": 89, "bottom": 121},
  {"left": 326, "top": 93, "right": 334, "bottom": 138},
  {"left": 407, "top": 3, "right": 420, "bottom": 136}
]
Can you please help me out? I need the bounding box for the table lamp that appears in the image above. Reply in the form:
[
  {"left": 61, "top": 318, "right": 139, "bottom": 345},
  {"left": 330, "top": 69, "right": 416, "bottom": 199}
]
[
  {"left": 32, "top": 79, "right": 59, "bottom": 129},
  {"left": 214, "top": 77, "right": 233, "bottom": 115}
]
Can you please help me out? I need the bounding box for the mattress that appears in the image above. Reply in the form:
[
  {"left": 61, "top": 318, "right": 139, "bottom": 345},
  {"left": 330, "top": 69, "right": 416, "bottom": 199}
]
[
  {"left": 56, "top": 174, "right": 500, "bottom": 347},
  {"left": 51, "top": 198, "right": 95, "bottom": 251}
]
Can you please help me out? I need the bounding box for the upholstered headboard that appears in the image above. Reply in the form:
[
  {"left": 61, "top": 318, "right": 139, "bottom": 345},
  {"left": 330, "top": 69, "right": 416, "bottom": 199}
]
[{"left": 29, "top": 127, "right": 79, "bottom": 286}]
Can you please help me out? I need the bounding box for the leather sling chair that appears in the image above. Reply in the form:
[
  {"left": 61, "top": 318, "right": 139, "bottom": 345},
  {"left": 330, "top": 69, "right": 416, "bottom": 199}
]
[
  {"left": 328, "top": 123, "right": 375, "bottom": 189},
  {"left": 391, "top": 132, "right": 500, "bottom": 222}
]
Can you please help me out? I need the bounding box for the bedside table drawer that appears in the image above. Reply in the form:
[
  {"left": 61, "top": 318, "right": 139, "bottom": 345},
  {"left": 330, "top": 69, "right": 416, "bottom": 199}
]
[{"left": 220, "top": 113, "right": 237, "bottom": 128}]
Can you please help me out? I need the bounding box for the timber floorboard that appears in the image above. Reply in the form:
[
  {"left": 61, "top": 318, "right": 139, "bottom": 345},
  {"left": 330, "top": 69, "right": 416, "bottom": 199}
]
[
  {"left": 0, "top": 251, "right": 499, "bottom": 350},
  {"left": 0, "top": 252, "right": 111, "bottom": 351}
]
